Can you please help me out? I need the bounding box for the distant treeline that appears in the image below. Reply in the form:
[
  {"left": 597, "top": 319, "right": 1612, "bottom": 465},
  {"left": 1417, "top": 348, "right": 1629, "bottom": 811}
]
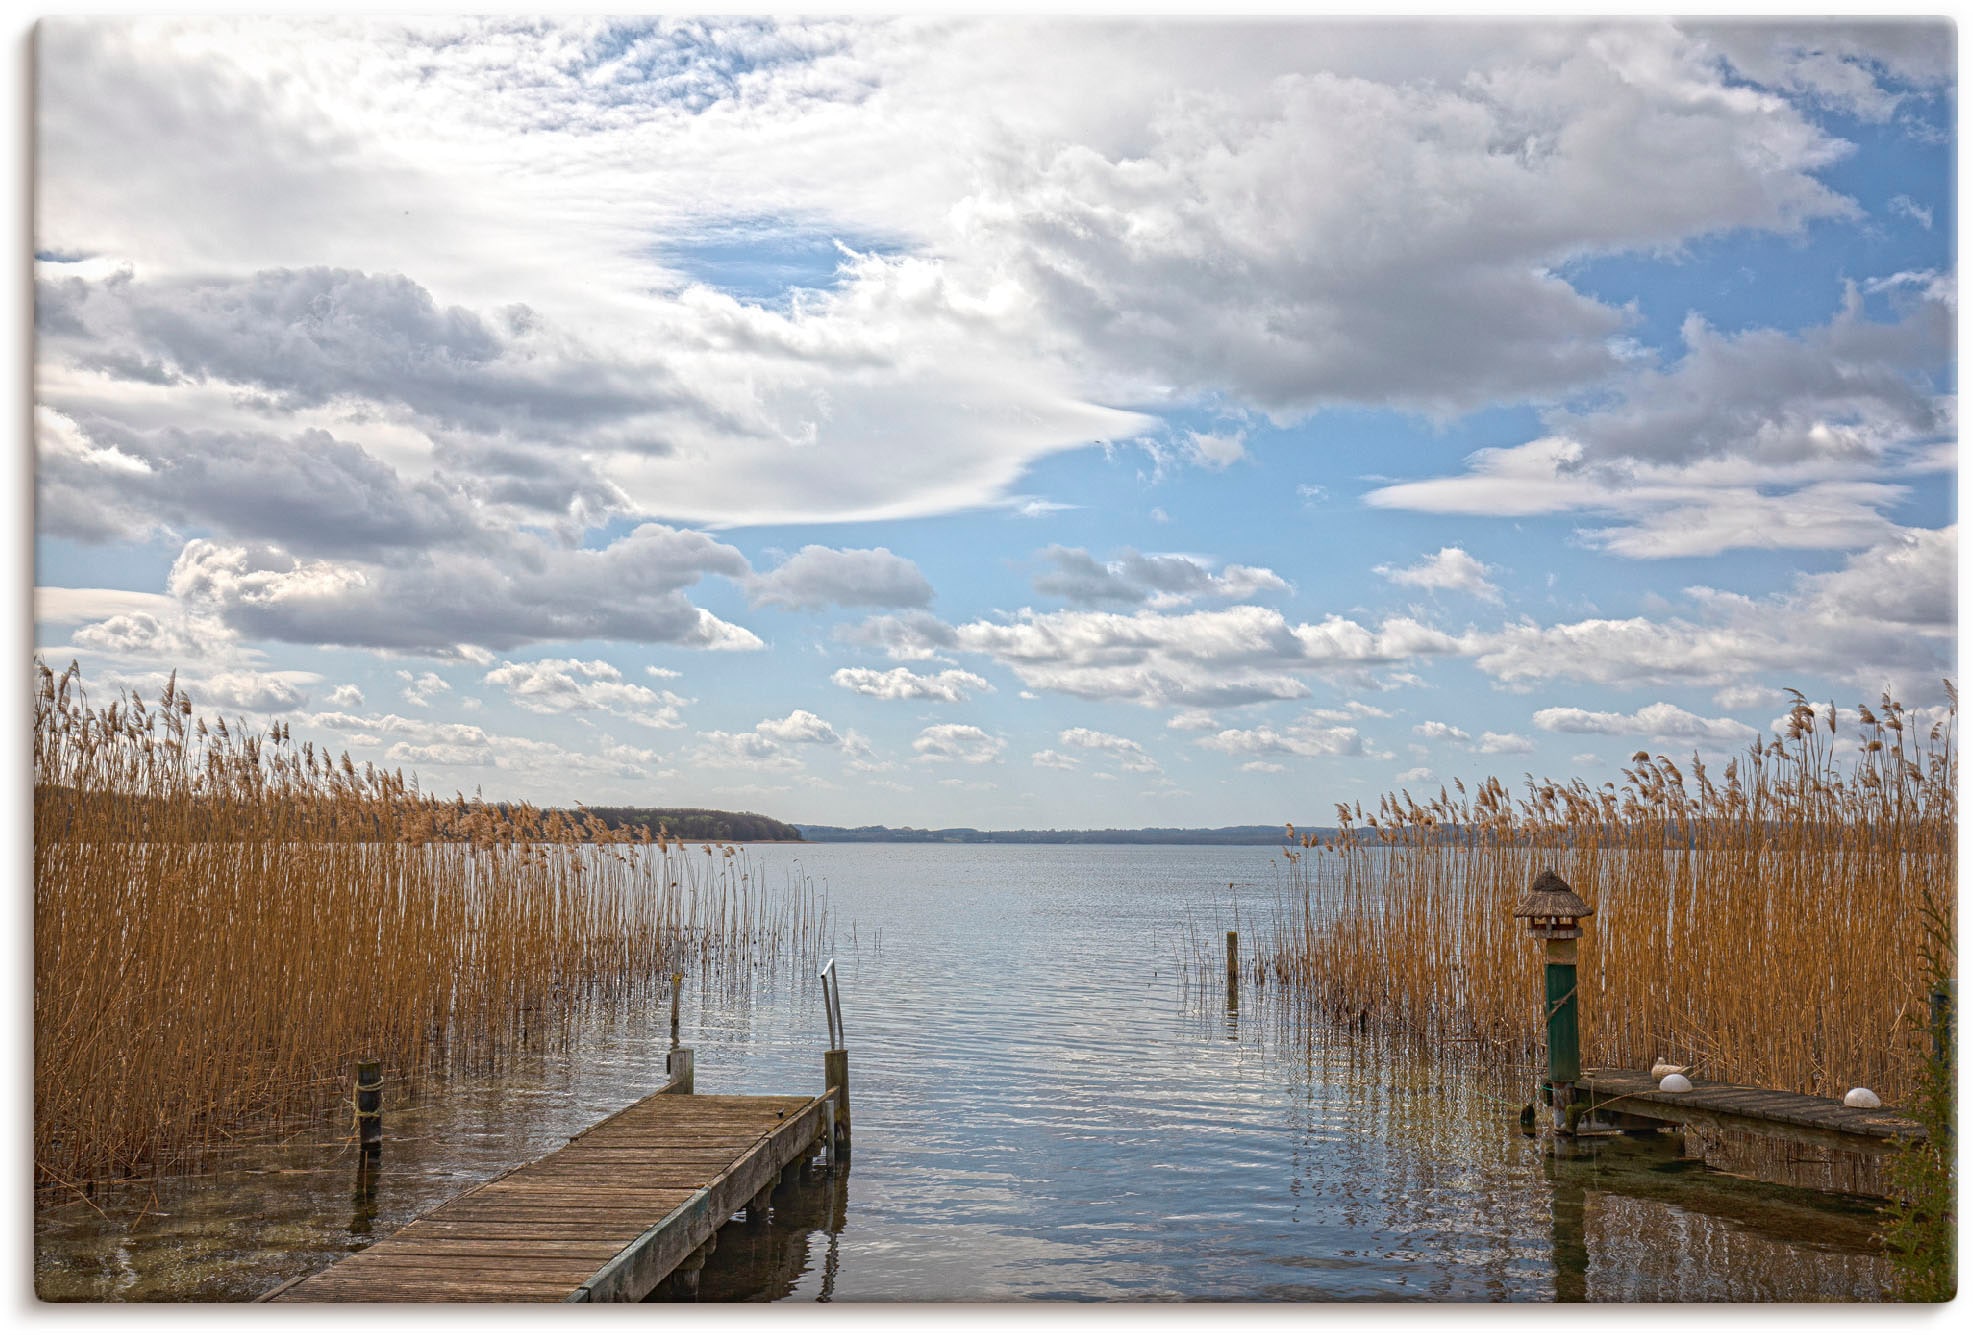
[
  {"left": 795, "top": 824, "right": 1336, "bottom": 845},
  {"left": 575, "top": 807, "right": 805, "bottom": 842}
]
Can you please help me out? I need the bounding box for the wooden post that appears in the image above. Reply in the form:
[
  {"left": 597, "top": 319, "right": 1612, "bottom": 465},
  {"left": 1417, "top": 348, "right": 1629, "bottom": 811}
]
[
  {"left": 355, "top": 1058, "right": 383, "bottom": 1156},
  {"left": 670, "top": 971, "right": 683, "bottom": 1048},
  {"left": 1225, "top": 930, "right": 1239, "bottom": 992},
  {"left": 1931, "top": 980, "right": 1956, "bottom": 1072},
  {"left": 1545, "top": 935, "right": 1582, "bottom": 1131},
  {"left": 1512, "top": 870, "right": 1593, "bottom": 1142},
  {"left": 667, "top": 1046, "right": 695, "bottom": 1094},
  {"left": 823, "top": 1048, "right": 851, "bottom": 1149}
]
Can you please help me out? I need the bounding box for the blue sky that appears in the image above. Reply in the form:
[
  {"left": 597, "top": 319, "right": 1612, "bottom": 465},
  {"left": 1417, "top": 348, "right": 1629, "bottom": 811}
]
[{"left": 31, "top": 17, "right": 1956, "bottom": 828}]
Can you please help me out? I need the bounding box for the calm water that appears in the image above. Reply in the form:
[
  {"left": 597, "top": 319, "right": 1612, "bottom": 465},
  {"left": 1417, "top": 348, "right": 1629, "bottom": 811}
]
[{"left": 36, "top": 843, "right": 1890, "bottom": 1302}]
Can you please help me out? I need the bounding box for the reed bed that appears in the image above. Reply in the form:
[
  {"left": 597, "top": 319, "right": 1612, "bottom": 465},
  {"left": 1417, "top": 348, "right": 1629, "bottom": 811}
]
[
  {"left": 1267, "top": 688, "right": 1955, "bottom": 1103},
  {"left": 34, "top": 662, "right": 829, "bottom": 1187}
]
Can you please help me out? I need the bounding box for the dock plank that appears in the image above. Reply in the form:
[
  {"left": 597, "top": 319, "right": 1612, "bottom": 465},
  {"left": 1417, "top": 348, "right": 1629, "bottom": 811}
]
[
  {"left": 264, "top": 1084, "right": 835, "bottom": 1303},
  {"left": 1580, "top": 1067, "right": 1924, "bottom": 1150}
]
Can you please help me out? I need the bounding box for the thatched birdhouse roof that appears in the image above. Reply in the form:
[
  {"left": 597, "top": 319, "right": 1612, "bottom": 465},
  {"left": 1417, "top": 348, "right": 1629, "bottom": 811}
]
[{"left": 1513, "top": 869, "right": 1594, "bottom": 921}]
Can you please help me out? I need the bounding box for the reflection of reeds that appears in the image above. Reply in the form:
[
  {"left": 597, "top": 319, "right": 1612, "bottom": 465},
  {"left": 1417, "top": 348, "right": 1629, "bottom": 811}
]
[
  {"left": 1268, "top": 688, "right": 1955, "bottom": 1103},
  {"left": 33, "top": 662, "right": 828, "bottom": 1186}
]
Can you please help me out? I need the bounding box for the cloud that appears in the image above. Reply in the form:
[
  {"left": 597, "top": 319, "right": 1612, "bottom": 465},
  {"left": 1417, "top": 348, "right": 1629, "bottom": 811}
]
[
  {"left": 1196, "top": 711, "right": 1364, "bottom": 760},
  {"left": 951, "top": 604, "right": 1458, "bottom": 708},
  {"left": 695, "top": 708, "right": 845, "bottom": 770},
  {"left": 829, "top": 665, "right": 991, "bottom": 703},
  {"left": 1376, "top": 547, "right": 1501, "bottom": 602},
  {"left": 397, "top": 670, "right": 452, "bottom": 708},
  {"left": 1695, "top": 20, "right": 1953, "bottom": 122},
  {"left": 749, "top": 545, "right": 934, "bottom": 611},
  {"left": 1366, "top": 280, "right": 1953, "bottom": 558},
  {"left": 1469, "top": 525, "right": 1954, "bottom": 701},
  {"left": 1533, "top": 702, "right": 1759, "bottom": 744},
  {"left": 911, "top": 723, "right": 1005, "bottom": 764},
  {"left": 1058, "top": 726, "right": 1160, "bottom": 773},
  {"left": 1032, "top": 545, "right": 1290, "bottom": 608},
  {"left": 1031, "top": 748, "right": 1080, "bottom": 770},
  {"left": 483, "top": 657, "right": 689, "bottom": 728},
  {"left": 164, "top": 524, "right": 762, "bottom": 656},
  {"left": 327, "top": 683, "right": 365, "bottom": 708},
  {"left": 1183, "top": 429, "right": 1246, "bottom": 469},
  {"left": 836, "top": 610, "right": 958, "bottom": 662},
  {"left": 1476, "top": 731, "right": 1534, "bottom": 754},
  {"left": 1414, "top": 720, "right": 1471, "bottom": 743},
  {"left": 1395, "top": 766, "right": 1436, "bottom": 784}
]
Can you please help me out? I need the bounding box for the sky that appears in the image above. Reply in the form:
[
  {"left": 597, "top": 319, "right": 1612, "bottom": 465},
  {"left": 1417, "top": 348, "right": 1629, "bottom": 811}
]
[{"left": 29, "top": 16, "right": 1958, "bottom": 830}]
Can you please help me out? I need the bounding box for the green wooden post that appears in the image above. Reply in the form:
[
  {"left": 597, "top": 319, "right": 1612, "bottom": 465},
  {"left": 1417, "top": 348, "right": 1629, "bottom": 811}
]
[{"left": 1513, "top": 870, "right": 1594, "bottom": 1141}]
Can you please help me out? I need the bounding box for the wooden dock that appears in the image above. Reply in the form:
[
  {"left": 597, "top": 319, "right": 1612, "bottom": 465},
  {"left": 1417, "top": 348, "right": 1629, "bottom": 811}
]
[
  {"left": 261, "top": 1067, "right": 842, "bottom": 1303},
  {"left": 1576, "top": 1066, "right": 1925, "bottom": 1197},
  {"left": 1579, "top": 1067, "right": 1925, "bottom": 1151}
]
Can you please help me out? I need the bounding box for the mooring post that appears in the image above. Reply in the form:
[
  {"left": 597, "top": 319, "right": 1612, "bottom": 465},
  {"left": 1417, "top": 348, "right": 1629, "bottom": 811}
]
[
  {"left": 355, "top": 1058, "right": 383, "bottom": 1156},
  {"left": 1226, "top": 930, "right": 1239, "bottom": 992},
  {"left": 1512, "top": 870, "right": 1594, "bottom": 1142},
  {"left": 1931, "top": 979, "right": 1956, "bottom": 1073},
  {"left": 824, "top": 1048, "right": 851, "bottom": 1148},
  {"left": 667, "top": 1046, "right": 695, "bottom": 1095},
  {"left": 670, "top": 970, "right": 683, "bottom": 1048}
]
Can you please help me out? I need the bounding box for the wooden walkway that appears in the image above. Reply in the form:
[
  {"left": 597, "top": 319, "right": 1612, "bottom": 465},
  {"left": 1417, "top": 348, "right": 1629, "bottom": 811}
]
[
  {"left": 261, "top": 1083, "right": 838, "bottom": 1303},
  {"left": 1580, "top": 1067, "right": 1924, "bottom": 1152}
]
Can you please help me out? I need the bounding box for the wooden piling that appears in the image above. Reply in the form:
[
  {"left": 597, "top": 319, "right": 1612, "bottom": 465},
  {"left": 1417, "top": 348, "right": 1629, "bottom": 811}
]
[
  {"left": 355, "top": 1058, "right": 383, "bottom": 1155},
  {"left": 1225, "top": 930, "right": 1239, "bottom": 991},
  {"left": 823, "top": 1049, "right": 850, "bottom": 1146},
  {"left": 667, "top": 1046, "right": 695, "bottom": 1095}
]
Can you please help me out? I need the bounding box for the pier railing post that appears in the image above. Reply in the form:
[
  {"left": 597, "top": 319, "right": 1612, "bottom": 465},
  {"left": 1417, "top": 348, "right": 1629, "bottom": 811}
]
[
  {"left": 355, "top": 1058, "right": 383, "bottom": 1156},
  {"left": 824, "top": 1048, "right": 851, "bottom": 1149},
  {"left": 1513, "top": 870, "right": 1594, "bottom": 1142},
  {"left": 667, "top": 1046, "right": 695, "bottom": 1095}
]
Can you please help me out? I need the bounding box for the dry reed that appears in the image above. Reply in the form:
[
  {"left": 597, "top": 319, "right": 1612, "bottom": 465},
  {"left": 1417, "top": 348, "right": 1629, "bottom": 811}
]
[
  {"left": 34, "top": 661, "right": 828, "bottom": 1187},
  {"left": 1267, "top": 687, "right": 1955, "bottom": 1103}
]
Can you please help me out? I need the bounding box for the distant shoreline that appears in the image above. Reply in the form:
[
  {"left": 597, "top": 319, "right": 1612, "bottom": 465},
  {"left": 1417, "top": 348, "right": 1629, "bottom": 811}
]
[{"left": 793, "top": 824, "right": 1333, "bottom": 846}]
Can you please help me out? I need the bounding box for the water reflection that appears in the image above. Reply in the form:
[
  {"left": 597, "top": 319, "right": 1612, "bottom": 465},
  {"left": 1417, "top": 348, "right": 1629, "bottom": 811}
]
[{"left": 656, "top": 1156, "right": 852, "bottom": 1303}]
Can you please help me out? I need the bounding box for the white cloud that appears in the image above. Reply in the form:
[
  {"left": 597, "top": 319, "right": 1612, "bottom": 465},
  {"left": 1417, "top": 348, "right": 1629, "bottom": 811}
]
[
  {"left": 1366, "top": 281, "right": 1953, "bottom": 558},
  {"left": 483, "top": 657, "right": 690, "bottom": 728},
  {"left": 696, "top": 708, "right": 846, "bottom": 770},
  {"left": 1376, "top": 547, "right": 1501, "bottom": 602},
  {"left": 1469, "top": 524, "right": 1954, "bottom": 702},
  {"left": 1477, "top": 731, "right": 1534, "bottom": 754},
  {"left": 1166, "top": 709, "right": 1217, "bottom": 731},
  {"left": 328, "top": 683, "right": 365, "bottom": 708},
  {"left": 829, "top": 665, "right": 991, "bottom": 703},
  {"left": 1241, "top": 761, "right": 1287, "bottom": 774},
  {"left": 1413, "top": 720, "right": 1471, "bottom": 743},
  {"left": 397, "top": 670, "right": 452, "bottom": 708},
  {"left": 1032, "top": 546, "right": 1290, "bottom": 608},
  {"left": 836, "top": 610, "right": 958, "bottom": 662},
  {"left": 1395, "top": 766, "right": 1435, "bottom": 784},
  {"left": 1058, "top": 727, "right": 1160, "bottom": 773},
  {"left": 1197, "top": 711, "right": 1364, "bottom": 760},
  {"left": 1031, "top": 748, "right": 1080, "bottom": 770},
  {"left": 748, "top": 546, "right": 934, "bottom": 611},
  {"left": 1183, "top": 429, "right": 1246, "bottom": 469},
  {"left": 912, "top": 723, "right": 1005, "bottom": 764},
  {"left": 1534, "top": 702, "right": 1758, "bottom": 744},
  {"left": 952, "top": 604, "right": 1458, "bottom": 709}
]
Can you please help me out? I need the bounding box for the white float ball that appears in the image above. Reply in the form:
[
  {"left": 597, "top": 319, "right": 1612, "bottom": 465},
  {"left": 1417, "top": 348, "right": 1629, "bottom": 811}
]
[
  {"left": 1658, "top": 1073, "right": 1693, "bottom": 1092},
  {"left": 1844, "top": 1087, "right": 1882, "bottom": 1108}
]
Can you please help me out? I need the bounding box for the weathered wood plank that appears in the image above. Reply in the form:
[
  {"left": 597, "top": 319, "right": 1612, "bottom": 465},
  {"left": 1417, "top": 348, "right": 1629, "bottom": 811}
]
[
  {"left": 264, "top": 1086, "right": 830, "bottom": 1303},
  {"left": 1581, "top": 1067, "right": 1925, "bottom": 1150}
]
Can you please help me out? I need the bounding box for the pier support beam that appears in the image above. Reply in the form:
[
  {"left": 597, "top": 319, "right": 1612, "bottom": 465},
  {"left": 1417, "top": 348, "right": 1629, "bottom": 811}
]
[
  {"left": 667, "top": 1046, "right": 695, "bottom": 1094},
  {"left": 355, "top": 1058, "right": 383, "bottom": 1156}
]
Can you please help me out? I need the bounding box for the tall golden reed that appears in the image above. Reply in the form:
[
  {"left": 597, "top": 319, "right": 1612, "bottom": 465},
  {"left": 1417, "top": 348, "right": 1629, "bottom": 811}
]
[
  {"left": 1268, "top": 688, "right": 1955, "bottom": 1103},
  {"left": 34, "top": 662, "right": 827, "bottom": 1187}
]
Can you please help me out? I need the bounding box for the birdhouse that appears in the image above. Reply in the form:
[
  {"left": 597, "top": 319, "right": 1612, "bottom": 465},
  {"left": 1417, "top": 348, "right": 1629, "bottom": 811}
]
[{"left": 1513, "top": 868, "right": 1594, "bottom": 940}]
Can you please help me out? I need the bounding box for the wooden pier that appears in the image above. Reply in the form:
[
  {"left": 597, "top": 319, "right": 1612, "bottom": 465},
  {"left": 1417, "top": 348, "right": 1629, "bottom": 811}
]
[
  {"left": 1577, "top": 1067, "right": 1923, "bottom": 1198},
  {"left": 260, "top": 1060, "right": 845, "bottom": 1303}
]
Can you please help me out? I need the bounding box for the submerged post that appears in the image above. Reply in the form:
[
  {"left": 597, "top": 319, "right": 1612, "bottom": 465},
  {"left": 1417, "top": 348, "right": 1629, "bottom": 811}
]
[
  {"left": 355, "top": 1058, "right": 383, "bottom": 1156},
  {"left": 1513, "top": 870, "right": 1594, "bottom": 1141},
  {"left": 1226, "top": 930, "right": 1239, "bottom": 990}
]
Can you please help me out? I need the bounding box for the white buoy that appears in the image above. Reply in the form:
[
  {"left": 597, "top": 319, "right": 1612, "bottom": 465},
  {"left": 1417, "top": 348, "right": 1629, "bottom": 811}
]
[
  {"left": 1650, "top": 1061, "right": 1688, "bottom": 1080},
  {"left": 1843, "top": 1087, "right": 1882, "bottom": 1108},
  {"left": 1658, "top": 1073, "right": 1693, "bottom": 1093}
]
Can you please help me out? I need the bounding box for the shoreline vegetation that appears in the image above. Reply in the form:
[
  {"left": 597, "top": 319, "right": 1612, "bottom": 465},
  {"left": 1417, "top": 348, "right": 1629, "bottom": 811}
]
[
  {"left": 1266, "top": 686, "right": 1956, "bottom": 1106},
  {"left": 796, "top": 823, "right": 1336, "bottom": 844},
  {"left": 33, "top": 662, "right": 828, "bottom": 1190}
]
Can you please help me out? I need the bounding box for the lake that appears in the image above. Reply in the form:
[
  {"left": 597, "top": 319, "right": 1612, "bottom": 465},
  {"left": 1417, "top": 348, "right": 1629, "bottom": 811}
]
[{"left": 34, "top": 843, "right": 1890, "bottom": 1302}]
